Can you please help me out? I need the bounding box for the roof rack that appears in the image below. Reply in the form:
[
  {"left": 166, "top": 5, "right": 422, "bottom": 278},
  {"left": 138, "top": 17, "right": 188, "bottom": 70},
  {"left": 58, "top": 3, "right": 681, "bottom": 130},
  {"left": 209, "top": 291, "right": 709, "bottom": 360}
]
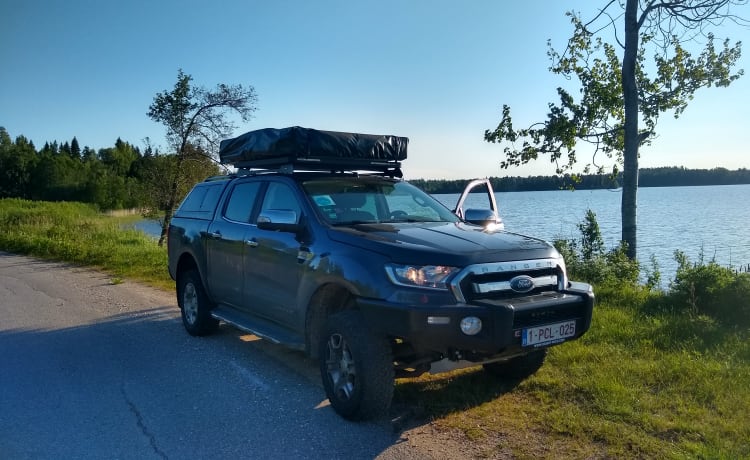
[{"left": 233, "top": 158, "right": 403, "bottom": 177}]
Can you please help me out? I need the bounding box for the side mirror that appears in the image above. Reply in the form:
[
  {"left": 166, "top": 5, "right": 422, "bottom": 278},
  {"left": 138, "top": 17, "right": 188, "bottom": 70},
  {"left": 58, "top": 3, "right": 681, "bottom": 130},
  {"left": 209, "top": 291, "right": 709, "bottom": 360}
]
[
  {"left": 464, "top": 208, "right": 504, "bottom": 229},
  {"left": 257, "top": 210, "right": 301, "bottom": 233},
  {"left": 454, "top": 178, "right": 504, "bottom": 230}
]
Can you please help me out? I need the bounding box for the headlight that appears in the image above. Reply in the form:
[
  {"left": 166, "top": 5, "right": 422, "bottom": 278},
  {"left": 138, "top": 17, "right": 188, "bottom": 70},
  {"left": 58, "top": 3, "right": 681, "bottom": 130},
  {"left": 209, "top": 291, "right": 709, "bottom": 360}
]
[{"left": 385, "top": 264, "right": 460, "bottom": 290}]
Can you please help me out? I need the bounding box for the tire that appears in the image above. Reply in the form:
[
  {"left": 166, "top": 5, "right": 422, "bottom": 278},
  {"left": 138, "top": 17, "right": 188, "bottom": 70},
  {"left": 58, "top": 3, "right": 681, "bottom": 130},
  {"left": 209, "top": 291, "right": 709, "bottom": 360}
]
[
  {"left": 483, "top": 349, "right": 548, "bottom": 379},
  {"left": 319, "top": 311, "right": 394, "bottom": 421},
  {"left": 177, "top": 269, "right": 219, "bottom": 336}
]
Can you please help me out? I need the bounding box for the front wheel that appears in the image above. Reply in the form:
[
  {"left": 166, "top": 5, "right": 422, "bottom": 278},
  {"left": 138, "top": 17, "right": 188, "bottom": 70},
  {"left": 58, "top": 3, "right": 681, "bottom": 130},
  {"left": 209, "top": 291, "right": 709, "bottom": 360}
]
[
  {"left": 319, "top": 311, "right": 394, "bottom": 420},
  {"left": 177, "top": 269, "right": 219, "bottom": 336}
]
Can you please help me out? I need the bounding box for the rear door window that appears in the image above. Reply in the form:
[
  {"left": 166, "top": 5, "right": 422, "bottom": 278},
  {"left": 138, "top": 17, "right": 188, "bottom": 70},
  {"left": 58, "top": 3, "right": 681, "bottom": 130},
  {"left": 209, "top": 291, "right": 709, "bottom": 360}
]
[{"left": 224, "top": 181, "right": 262, "bottom": 223}]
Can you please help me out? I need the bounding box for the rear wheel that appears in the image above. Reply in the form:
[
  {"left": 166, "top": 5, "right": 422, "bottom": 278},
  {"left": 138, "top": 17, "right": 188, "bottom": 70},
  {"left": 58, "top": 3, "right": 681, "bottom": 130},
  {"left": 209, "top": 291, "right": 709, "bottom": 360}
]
[
  {"left": 177, "top": 269, "right": 219, "bottom": 336},
  {"left": 483, "top": 349, "right": 547, "bottom": 379},
  {"left": 319, "top": 311, "right": 394, "bottom": 420}
]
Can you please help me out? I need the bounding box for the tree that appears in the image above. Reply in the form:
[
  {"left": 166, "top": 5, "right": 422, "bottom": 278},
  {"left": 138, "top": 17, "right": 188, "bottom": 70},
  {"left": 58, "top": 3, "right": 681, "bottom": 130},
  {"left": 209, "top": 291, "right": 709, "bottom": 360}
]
[
  {"left": 99, "top": 138, "right": 140, "bottom": 176},
  {"left": 147, "top": 69, "right": 258, "bottom": 245},
  {"left": 70, "top": 137, "right": 81, "bottom": 160},
  {"left": 132, "top": 144, "right": 219, "bottom": 218},
  {"left": 485, "top": 0, "right": 745, "bottom": 259},
  {"left": 0, "top": 128, "right": 37, "bottom": 198},
  {"left": 81, "top": 146, "right": 96, "bottom": 163}
]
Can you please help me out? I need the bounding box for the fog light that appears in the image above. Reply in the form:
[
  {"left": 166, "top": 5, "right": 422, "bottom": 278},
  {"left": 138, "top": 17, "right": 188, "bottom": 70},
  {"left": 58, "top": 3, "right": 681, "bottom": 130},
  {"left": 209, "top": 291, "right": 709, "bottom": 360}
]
[{"left": 460, "top": 316, "right": 482, "bottom": 335}]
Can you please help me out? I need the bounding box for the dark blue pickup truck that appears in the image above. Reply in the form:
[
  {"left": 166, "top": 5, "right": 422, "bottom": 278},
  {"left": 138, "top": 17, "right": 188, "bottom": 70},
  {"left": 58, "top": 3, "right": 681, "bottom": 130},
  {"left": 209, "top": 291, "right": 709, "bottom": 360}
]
[{"left": 167, "top": 127, "right": 594, "bottom": 420}]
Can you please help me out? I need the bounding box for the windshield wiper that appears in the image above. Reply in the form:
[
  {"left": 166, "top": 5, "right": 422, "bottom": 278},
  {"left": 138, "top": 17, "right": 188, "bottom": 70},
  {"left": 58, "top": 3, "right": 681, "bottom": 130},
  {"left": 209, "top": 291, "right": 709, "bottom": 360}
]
[
  {"left": 332, "top": 220, "right": 376, "bottom": 226},
  {"left": 390, "top": 217, "right": 441, "bottom": 223}
]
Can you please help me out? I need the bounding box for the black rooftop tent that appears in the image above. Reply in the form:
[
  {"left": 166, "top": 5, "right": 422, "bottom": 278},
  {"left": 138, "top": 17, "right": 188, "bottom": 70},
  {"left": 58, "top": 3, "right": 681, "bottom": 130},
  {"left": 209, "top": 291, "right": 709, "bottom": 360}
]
[{"left": 218, "top": 126, "right": 408, "bottom": 172}]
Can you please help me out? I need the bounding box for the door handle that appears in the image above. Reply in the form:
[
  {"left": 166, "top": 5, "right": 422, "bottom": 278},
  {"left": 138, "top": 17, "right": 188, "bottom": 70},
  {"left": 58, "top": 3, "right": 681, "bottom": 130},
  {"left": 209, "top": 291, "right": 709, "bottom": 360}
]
[
  {"left": 245, "top": 239, "right": 259, "bottom": 248},
  {"left": 208, "top": 231, "right": 222, "bottom": 239}
]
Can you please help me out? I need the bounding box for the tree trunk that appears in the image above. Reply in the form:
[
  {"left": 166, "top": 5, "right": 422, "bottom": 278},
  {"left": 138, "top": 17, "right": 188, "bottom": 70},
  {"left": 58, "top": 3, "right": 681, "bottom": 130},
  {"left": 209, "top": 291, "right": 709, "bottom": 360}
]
[
  {"left": 621, "top": 0, "right": 639, "bottom": 260},
  {"left": 157, "top": 205, "right": 173, "bottom": 247},
  {"left": 157, "top": 153, "right": 185, "bottom": 247}
]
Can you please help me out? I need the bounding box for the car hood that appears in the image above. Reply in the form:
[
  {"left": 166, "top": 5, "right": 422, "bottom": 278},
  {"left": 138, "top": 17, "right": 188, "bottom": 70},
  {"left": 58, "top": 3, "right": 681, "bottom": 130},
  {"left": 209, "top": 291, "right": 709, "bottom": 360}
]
[{"left": 326, "top": 221, "right": 558, "bottom": 265}]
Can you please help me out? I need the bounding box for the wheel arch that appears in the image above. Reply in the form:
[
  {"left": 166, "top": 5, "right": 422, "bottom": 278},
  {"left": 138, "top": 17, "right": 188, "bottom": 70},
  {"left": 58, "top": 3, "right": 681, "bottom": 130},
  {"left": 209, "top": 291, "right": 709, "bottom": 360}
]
[
  {"left": 174, "top": 252, "right": 211, "bottom": 300},
  {"left": 305, "top": 283, "right": 356, "bottom": 359},
  {"left": 175, "top": 252, "right": 199, "bottom": 279}
]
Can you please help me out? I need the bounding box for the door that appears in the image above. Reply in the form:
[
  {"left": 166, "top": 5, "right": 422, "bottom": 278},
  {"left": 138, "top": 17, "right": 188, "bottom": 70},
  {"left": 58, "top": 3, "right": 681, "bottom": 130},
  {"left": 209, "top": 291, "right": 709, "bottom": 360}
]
[
  {"left": 242, "top": 181, "right": 308, "bottom": 324},
  {"left": 453, "top": 178, "right": 504, "bottom": 229},
  {"left": 205, "top": 180, "right": 262, "bottom": 308}
]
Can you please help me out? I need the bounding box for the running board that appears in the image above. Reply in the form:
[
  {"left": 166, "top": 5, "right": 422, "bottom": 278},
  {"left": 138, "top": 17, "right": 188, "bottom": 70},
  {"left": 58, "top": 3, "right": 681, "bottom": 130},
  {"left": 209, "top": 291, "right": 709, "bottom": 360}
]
[{"left": 211, "top": 305, "right": 305, "bottom": 350}]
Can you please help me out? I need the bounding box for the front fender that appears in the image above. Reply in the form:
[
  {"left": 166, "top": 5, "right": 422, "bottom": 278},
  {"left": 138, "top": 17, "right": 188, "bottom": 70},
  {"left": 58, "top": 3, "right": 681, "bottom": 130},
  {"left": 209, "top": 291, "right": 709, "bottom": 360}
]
[{"left": 297, "top": 249, "right": 392, "bottom": 307}]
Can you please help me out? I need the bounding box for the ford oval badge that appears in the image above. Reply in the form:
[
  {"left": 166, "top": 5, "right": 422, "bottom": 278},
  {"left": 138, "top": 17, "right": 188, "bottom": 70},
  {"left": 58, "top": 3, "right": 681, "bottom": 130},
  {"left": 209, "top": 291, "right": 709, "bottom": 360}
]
[{"left": 509, "top": 275, "right": 535, "bottom": 293}]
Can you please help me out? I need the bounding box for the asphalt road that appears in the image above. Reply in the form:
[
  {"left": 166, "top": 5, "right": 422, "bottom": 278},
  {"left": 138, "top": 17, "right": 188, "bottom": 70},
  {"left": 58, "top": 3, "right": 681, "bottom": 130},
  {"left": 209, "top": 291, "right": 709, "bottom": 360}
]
[{"left": 0, "top": 253, "right": 468, "bottom": 460}]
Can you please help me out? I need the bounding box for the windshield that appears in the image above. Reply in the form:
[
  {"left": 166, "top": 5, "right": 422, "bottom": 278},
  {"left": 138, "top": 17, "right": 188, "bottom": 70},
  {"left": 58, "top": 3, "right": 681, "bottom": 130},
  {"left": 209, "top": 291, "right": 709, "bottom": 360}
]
[{"left": 302, "top": 177, "right": 460, "bottom": 225}]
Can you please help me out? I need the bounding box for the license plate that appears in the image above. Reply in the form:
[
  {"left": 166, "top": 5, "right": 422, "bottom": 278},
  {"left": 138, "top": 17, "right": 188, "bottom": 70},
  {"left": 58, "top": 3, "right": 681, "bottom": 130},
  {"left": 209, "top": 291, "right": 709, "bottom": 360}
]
[{"left": 522, "top": 320, "right": 576, "bottom": 347}]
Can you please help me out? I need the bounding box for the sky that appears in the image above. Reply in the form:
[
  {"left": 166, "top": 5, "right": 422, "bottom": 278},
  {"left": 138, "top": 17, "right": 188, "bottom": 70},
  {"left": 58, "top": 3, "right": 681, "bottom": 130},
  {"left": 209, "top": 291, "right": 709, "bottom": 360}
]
[{"left": 1, "top": 0, "right": 748, "bottom": 180}]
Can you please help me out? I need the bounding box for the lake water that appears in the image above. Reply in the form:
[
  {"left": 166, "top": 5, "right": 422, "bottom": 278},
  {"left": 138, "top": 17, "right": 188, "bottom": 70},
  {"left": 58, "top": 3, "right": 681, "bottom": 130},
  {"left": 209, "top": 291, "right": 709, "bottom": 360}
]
[
  {"left": 133, "top": 184, "right": 750, "bottom": 284},
  {"left": 434, "top": 184, "right": 750, "bottom": 283},
  {"left": 131, "top": 219, "right": 163, "bottom": 238}
]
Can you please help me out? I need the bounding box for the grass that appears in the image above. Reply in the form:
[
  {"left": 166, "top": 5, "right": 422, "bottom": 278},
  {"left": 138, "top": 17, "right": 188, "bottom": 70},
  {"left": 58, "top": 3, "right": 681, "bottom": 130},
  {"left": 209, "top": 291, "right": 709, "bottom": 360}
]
[
  {"left": 1, "top": 198, "right": 748, "bottom": 458},
  {"left": 0, "top": 198, "right": 172, "bottom": 290}
]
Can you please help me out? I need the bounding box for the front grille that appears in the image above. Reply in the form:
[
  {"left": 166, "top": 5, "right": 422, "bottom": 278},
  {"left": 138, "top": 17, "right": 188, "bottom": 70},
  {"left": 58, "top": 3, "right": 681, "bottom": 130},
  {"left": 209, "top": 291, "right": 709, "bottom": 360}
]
[{"left": 450, "top": 258, "right": 565, "bottom": 303}]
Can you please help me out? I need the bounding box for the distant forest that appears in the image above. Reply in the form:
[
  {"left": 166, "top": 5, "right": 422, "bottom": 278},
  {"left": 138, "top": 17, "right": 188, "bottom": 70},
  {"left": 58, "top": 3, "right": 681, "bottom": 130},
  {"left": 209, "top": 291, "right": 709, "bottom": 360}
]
[
  {"left": 410, "top": 166, "right": 750, "bottom": 194},
  {"left": 1, "top": 128, "right": 748, "bottom": 210},
  {"left": 0, "top": 128, "right": 218, "bottom": 212}
]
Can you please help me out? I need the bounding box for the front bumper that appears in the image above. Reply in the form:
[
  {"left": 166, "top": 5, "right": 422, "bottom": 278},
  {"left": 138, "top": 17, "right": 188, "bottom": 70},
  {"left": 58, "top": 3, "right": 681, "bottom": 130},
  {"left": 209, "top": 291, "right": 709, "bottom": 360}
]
[{"left": 357, "top": 283, "right": 594, "bottom": 358}]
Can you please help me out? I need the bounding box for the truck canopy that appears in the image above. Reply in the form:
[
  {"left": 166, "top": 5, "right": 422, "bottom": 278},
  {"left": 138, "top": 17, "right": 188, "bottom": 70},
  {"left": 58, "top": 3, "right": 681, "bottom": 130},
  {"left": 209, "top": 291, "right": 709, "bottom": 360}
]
[{"left": 218, "top": 126, "right": 408, "bottom": 171}]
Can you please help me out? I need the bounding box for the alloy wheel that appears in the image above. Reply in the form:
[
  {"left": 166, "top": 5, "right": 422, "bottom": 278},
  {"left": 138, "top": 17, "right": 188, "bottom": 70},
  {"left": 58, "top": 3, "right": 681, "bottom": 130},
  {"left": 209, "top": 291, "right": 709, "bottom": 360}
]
[{"left": 325, "top": 333, "right": 356, "bottom": 401}]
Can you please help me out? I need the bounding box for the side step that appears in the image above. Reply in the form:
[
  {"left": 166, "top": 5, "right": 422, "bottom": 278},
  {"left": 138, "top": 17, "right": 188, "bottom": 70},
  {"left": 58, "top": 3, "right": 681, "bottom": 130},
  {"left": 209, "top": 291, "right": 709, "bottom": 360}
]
[{"left": 211, "top": 305, "right": 305, "bottom": 351}]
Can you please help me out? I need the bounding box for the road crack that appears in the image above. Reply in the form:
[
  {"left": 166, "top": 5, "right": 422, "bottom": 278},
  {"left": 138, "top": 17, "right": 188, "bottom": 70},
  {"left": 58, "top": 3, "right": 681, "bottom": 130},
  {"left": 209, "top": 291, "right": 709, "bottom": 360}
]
[{"left": 121, "top": 386, "right": 168, "bottom": 459}]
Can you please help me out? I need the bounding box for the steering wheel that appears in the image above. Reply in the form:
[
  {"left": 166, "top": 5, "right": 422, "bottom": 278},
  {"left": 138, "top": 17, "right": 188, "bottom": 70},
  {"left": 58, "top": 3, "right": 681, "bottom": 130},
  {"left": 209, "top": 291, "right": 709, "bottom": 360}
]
[{"left": 389, "top": 210, "right": 408, "bottom": 219}]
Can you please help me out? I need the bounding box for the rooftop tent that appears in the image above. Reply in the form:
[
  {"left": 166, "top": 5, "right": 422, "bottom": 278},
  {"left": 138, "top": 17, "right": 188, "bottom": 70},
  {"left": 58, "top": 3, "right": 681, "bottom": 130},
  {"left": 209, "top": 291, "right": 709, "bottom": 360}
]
[{"left": 218, "top": 126, "right": 408, "bottom": 170}]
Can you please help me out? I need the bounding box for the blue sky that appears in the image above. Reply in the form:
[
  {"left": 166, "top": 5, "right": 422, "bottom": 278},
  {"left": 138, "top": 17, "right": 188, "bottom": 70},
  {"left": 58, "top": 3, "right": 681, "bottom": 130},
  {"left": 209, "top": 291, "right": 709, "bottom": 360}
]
[{"left": 1, "top": 0, "right": 748, "bottom": 179}]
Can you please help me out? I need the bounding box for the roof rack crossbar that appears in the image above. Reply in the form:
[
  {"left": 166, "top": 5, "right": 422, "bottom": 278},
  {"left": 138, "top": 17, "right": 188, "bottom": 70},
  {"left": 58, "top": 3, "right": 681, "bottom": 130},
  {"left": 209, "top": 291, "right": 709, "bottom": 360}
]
[{"left": 232, "top": 159, "right": 402, "bottom": 178}]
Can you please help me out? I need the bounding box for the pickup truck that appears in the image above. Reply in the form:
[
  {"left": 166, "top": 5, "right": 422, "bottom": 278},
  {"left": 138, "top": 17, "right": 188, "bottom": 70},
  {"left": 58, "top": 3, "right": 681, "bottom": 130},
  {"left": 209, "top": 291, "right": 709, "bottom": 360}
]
[{"left": 167, "top": 127, "right": 594, "bottom": 420}]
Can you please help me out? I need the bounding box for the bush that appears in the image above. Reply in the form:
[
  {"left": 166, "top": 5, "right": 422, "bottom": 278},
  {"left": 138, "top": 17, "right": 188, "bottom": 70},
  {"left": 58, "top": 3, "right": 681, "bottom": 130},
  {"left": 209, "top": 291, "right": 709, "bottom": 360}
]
[
  {"left": 668, "top": 251, "right": 750, "bottom": 328},
  {"left": 554, "top": 209, "right": 640, "bottom": 286}
]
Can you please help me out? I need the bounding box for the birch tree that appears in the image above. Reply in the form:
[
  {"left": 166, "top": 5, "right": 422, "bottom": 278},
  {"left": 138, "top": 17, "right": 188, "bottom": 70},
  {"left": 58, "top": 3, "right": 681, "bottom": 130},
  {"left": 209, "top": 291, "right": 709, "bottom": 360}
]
[
  {"left": 485, "top": 0, "right": 745, "bottom": 259},
  {"left": 148, "top": 70, "right": 258, "bottom": 245}
]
